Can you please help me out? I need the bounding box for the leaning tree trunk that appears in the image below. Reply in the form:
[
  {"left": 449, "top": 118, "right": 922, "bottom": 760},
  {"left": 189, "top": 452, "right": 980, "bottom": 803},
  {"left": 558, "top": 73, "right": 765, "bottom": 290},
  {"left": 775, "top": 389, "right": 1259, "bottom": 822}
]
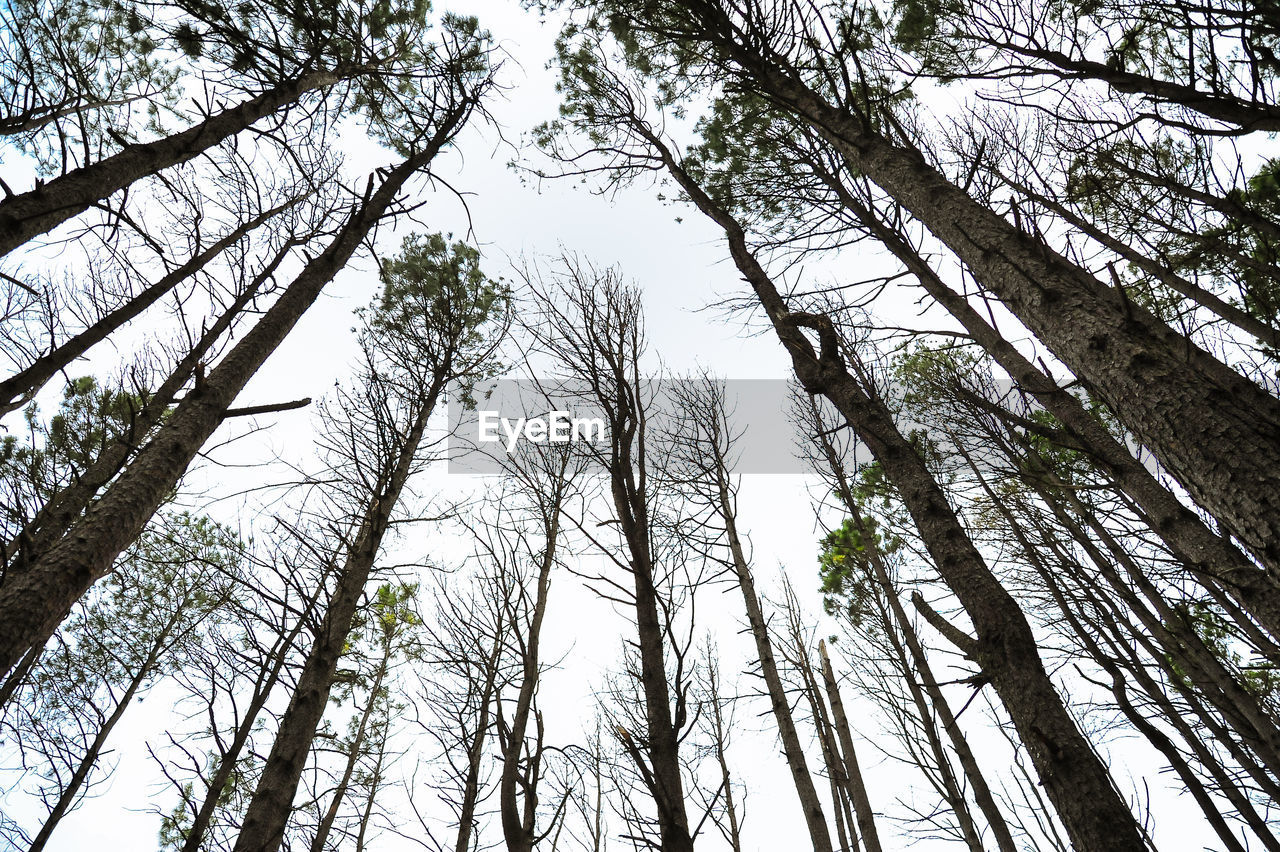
[
  {"left": 0, "top": 71, "right": 344, "bottom": 259},
  {"left": 815, "top": 431, "right": 1019, "bottom": 852},
  {"left": 810, "top": 171, "right": 1280, "bottom": 641},
  {"left": 816, "top": 640, "right": 882, "bottom": 852},
  {"left": 648, "top": 137, "right": 1148, "bottom": 852},
  {"left": 714, "top": 475, "right": 834, "bottom": 852},
  {"left": 684, "top": 13, "right": 1280, "bottom": 577},
  {"left": 0, "top": 119, "right": 464, "bottom": 675},
  {"left": 180, "top": 607, "right": 314, "bottom": 852},
  {"left": 231, "top": 380, "right": 443, "bottom": 852}
]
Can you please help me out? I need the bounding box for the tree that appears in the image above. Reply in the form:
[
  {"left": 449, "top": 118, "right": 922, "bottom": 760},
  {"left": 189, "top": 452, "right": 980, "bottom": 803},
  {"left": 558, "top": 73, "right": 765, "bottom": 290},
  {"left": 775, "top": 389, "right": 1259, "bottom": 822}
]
[
  {"left": 230, "top": 230, "right": 508, "bottom": 852},
  {"left": 0, "top": 47, "right": 493, "bottom": 674}
]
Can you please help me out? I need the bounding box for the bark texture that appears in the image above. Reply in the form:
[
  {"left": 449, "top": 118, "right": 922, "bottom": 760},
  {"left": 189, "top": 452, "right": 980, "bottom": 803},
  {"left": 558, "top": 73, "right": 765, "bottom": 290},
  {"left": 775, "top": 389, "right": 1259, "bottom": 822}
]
[{"left": 0, "top": 71, "right": 340, "bottom": 259}]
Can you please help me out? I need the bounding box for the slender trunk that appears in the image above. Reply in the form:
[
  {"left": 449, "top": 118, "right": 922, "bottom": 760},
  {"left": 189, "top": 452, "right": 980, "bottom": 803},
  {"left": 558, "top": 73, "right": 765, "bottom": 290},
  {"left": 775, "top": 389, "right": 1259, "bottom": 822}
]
[
  {"left": 607, "top": 421, "right": 692, "bottom": 851},
  {"left": 649, "top": 130, "right": 1148, "bottom": 852},
  {"left": 714, "top": 475, "right": 833, "bottom": 852},
  {"left": 999, "top": 43, "right": 1280, "bottom": 132},
  {"left": 499, "top": 522, "right": 558, "bottom": 852},
  {"left": 816, "top": 641, "right": 881, "bottom": 852},
  {"left": 310, "top": 641, "right": 391, "bottom": 852},
  {"left": 353, "top": 726, "right": 388, "bottom": 852},
  {"left": 0, "top": 122, "right": 463, "bottom": 674},
  {"left": 629, "top": 558, "right": 694, "bottom": 852},
  {"left": 28, "top": 616, "right": 176, "bottom": 852},
  {"left": 456, "top": 627, "right": 504, "bottom": 852},
  {"left": 180, "top": 612, "right": 311, "bottom": 852},
  {"left": 706, "top": 675, "right": 742, "bottom": 852},
  {"left": 695, "top": 24, "right": 1280, "bottom": 575},
  {"left": 0, "top": 197, "right": 296, "bottom": 415},
  {"left": 232, "top": 379, "right": 441, "bottom": 852},
  {"left": 0, "top": 70, "right": 342, "bottom": 259},
  {"left": 795, "top": 644, "right": 857, "bottom": 851}
]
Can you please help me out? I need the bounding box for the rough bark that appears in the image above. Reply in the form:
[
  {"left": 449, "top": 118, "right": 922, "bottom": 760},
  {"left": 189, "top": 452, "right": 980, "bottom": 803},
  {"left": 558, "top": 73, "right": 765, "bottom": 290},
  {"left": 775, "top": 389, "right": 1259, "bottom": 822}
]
[
  {"left": 0, "top": 71, "right": 342, "bottom": 259},
  {"left": 1, "top": 235, "right": 298, "bottom": 580},
  {"left": 810, "top": 161, "right": 1280, "bottom": 639},
  {"left": 0, "top": 127, "right": 460, "bottom": 675},
  {"left": 180, "top": 611, "right": 312, "bottom": 852}
]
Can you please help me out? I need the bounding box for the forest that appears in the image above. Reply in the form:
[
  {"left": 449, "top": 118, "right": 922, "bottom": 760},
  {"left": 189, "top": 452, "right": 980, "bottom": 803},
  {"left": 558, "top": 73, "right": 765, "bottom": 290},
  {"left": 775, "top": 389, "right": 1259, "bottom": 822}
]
[{"left": 0, "top": 0, "right": 1277, "bottom": 850}]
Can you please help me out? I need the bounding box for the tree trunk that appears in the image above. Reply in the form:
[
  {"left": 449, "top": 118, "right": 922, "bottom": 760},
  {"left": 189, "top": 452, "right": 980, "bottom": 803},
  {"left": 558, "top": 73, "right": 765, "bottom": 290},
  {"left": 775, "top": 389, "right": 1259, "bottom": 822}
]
[
  {"left": 651, "top": 133, "right": 1148, "bottom": 852},
  {"left": 27, "top": 614, "right": 177, "bottom": 851},
  {"left": 0, "top": 71, "right": 341, "bottom": 259},
  {"left": 816, "top": 640, "right": 882, "bottom": 852},
  {"left": 714, "top": 476, "right": 834, "bottom": 852},
  {"left": 0, "top": 127, "right": 460, "bottom": 675},
  {"left": 499, "top": 522, "right": 558, "bottom": 852},
  {"left": 180, "top": 610, "right": 312, "bottom": 852}
]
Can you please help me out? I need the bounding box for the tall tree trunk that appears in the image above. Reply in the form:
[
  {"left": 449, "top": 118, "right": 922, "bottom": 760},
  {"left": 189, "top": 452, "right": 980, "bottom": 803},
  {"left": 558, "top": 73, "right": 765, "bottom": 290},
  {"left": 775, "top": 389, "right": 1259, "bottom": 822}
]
[
  {"left": 714, "top": 476, "right": 834, "bottom": 852},
  {"left": 816, "top": 640, "right": 882, "bottom": 852},
  {"left": 0, "top": 71, "right": 342, "bottom": 259},
  {"left": 647, "top": 130, "right": 1148, "bottom": 852},
  {"left": 0, "top": 196, "right": 296, "bottom": 415},
  {"left": 499, "top": 522, "right": 558, "bottom": 852},
  {"left": 807, "top": 410, "right": 1018, "bottom": 852},
  {"left": 455, "top": 628, "right": 504, "bottom": 852},
  {"left": 0, "top": 119, "right": 464, "bottom": 675},
  {"left": 806, "top": 136, "right": 1280, "bottom": 623},
  {"left": 232, "top": 379, "right": 442, "bottom": 852}
]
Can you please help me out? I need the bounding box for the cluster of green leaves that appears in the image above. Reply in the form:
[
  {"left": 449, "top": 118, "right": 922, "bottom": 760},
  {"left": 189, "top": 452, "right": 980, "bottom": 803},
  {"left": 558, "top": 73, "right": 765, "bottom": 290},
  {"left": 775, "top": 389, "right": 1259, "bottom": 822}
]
[
  {"left": 0, "top": 377, "right": 144, "bottom": 535},
  {"left": 818, "top": 517, "right": 883, "bottom": 625},
  {"left": 364, "top": 231, "right": 509, "bottom": 407},
  {"left": 1166, "top": 601, "right": 1280, "bottom": 702}
]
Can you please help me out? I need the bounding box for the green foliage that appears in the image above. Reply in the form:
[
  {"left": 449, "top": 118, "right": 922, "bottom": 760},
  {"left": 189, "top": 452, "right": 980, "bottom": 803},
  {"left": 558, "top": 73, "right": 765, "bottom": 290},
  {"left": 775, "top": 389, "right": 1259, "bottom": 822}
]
[
  {"left": 363, "top": 231, "right": 509, "bottom": 406},
  {"left": 817, "top": 516, "right": 898, "bottom": 626},
  {"left": 1165, "top": 602, "right": 1280, "bottom": 703}
]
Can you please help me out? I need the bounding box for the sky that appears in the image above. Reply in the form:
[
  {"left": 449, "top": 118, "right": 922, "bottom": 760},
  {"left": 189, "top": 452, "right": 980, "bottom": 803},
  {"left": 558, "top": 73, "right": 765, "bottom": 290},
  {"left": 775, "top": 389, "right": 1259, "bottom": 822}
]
[{"left": 0, "top": 1, "right": 1225, "bottom": 849}]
